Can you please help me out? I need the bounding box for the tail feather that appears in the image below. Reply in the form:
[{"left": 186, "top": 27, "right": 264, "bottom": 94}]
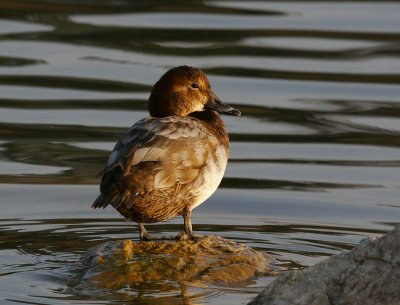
[{"left": 92, "top": 194, "right": 110, "bottom": 209}]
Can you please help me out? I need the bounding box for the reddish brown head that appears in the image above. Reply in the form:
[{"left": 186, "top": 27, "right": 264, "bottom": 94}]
[{"left": 148, "top": 66, "right": 240, "bottom": 118}]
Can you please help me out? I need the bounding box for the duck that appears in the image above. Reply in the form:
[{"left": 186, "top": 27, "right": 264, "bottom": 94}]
[{"left": 92, "top": 66, "right": 240, "bottom": 241}]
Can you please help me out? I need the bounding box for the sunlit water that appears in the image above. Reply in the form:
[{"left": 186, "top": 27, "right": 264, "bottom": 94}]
[{"left": 1, "top": 1, "right": 400, "bottom": 304}]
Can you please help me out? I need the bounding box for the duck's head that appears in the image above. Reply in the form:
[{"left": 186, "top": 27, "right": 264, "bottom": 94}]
[{"left": 148, "top": 66, "right": 241, "bottom": 118}]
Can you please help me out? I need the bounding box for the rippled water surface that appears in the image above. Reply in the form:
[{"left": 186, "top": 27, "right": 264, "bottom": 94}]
[{"left": 1, "top": 1, "right": 400, "bottom": 304}]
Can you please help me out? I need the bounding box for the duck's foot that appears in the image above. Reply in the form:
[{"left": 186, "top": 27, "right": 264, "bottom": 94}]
[
  {"left": 139, "top": 223, "right": 175, "bottom": 241},
  {"left": 174, "top": 208, "right": 204, "bottom": 241},
  {"left": 175, "top": 231, "right": 204, "bottom": 241}
]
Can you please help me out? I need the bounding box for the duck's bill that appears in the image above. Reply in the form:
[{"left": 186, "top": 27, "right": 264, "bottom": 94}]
[{"left": 205, "top": 96, "right": 241, "bottom": 116}]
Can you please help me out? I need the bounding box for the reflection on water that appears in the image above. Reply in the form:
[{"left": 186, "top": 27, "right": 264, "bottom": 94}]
[{"left": 1, "top": 1, "right": 400, "bottom": 304}]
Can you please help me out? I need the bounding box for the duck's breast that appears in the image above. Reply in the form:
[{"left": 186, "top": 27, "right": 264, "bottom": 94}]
[{"left": 188, "top": 142, "right": 228, "bottom": 210}]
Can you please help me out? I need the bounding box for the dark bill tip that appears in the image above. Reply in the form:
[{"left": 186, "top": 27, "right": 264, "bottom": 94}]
[
  {"left": 205, "top": 96, "right": 241, "bottom": 117},
  {"left": 226, "top": 108, "right": 241, "bottom": 116}
]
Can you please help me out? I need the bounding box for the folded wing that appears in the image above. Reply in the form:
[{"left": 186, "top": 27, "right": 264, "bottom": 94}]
[{"left": 92, "top": 116, "right": 218, "bottom": 211}]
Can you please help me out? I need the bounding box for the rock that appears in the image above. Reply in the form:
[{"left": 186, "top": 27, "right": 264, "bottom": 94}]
[
  {"left": 73, "top": 235, "right": 271, "bottom": 294},
  {"left": 249, "top": 225, "right": 400, "bottom": 305}
]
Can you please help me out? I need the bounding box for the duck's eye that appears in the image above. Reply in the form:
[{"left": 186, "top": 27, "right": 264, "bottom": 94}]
[{"left": 191, "top": 83, "right": 199, "bottom": 89}]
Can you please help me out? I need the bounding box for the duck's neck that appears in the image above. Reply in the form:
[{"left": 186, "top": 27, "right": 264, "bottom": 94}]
[{"left": 189, "top": 110, "right": 229, "bottom": 151}]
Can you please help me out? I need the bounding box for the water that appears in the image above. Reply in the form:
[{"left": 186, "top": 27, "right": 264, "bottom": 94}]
[{"left": 1, "top": 1, "right": 400, "bottom": 304}]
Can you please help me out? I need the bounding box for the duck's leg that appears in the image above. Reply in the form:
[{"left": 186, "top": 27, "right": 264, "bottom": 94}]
[
  {"left": 176, "top": 208, "right": 204, "bottom": 240},
  {"left": 138, "top": 223, "right": 150, "bottom": 241},
  {"left": 138, "top": 222, "right": 175, "bottom": 241}
]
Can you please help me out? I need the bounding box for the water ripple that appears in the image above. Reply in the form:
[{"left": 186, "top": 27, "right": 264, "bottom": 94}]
[{"left": 1, "top": 1, "right": 400, "bottom": 305}]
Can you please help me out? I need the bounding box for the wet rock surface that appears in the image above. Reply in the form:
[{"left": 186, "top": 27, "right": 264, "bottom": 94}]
[
  {"left": 249, "top": 225, "right": 400, "bottom": 305},
  {"left": 73, "top": 235, "right": 271, "bottom": 294}
]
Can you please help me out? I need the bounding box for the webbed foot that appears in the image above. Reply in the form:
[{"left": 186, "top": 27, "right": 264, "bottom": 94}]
[
  {"left": 139, "top": 223, "right": 177, "bottom": 241},
  {"left": 175, "top": 231, "right": 204, "bottom": 241}
]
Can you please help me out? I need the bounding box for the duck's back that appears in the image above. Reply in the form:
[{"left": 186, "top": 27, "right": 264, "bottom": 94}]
[{"left": 92, "top": 112, "right": 229, "bottom": 223}]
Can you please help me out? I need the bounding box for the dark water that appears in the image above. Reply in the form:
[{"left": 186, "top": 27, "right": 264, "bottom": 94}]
[{"left": 1, "top": 1, "right": 400, "bottom": 304}]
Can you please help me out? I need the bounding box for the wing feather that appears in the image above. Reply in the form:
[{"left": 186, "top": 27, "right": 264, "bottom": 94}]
[{"left": 99, "top": 116, "right": 217, "bottom": 198}]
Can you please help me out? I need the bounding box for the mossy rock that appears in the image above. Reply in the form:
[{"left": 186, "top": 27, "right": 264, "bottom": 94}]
[{"left": 73, "top": 235, "right": 271, "bottom": 293}]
